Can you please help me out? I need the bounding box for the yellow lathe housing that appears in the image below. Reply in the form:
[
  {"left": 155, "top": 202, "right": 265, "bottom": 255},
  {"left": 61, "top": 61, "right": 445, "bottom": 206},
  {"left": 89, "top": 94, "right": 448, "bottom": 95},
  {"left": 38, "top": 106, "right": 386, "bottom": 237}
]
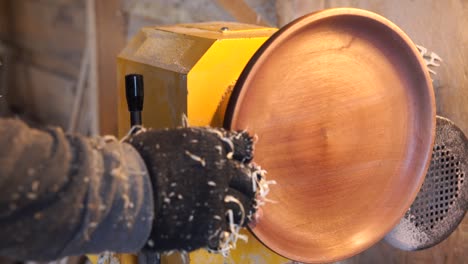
[
  {"left": 118, "top": 22, "right": 274, "bottom": 133},
  {"left": 114, "top": 22, "right": 292, "bottom": 263}
]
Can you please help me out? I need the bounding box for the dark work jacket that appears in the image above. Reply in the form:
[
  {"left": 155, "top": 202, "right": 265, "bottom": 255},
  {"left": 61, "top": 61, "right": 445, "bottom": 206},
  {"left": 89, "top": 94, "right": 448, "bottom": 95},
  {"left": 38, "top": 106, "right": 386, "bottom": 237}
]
[{"left": 0, "top": 118, "right": 154, "bottom": 261}]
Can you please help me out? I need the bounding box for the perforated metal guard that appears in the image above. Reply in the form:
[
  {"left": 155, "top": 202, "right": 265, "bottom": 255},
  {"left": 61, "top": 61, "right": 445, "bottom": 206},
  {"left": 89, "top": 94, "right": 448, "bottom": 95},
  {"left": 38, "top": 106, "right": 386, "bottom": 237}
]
[{"left": 385, "top": 116, "right": 468, "bottom": 250}]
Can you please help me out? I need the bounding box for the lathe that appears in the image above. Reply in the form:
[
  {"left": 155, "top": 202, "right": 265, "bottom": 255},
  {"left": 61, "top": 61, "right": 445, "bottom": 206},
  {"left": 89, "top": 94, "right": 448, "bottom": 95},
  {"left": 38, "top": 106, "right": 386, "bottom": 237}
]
[
  {"left": 90, "top": 7, "right": 467, "bottom": 264},
  {"left": 93, "top": 18, "right": 287, "bottom": 264}
]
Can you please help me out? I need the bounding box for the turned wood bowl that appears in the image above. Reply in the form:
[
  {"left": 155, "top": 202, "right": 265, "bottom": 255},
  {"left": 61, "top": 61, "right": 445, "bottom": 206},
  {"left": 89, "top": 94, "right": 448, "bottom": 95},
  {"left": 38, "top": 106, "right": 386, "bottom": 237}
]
[{"left": 225, "top": 8, "right": 435, "bottom": 263}]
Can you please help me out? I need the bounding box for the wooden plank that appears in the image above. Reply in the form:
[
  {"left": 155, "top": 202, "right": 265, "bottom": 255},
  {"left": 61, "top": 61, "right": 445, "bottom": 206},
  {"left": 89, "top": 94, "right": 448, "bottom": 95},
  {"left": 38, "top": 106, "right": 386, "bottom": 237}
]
[
  {"left": 2, "top": 0, "right": 86, "bottom": 126},
  {"left": 0, "top": 0, "right": 12, "bottom": 39},
  {"left": 275, "top": 0, "right": 325, "bottom": 26},
  {"left": 244, "top": 0, "right": 278, "bottom": 26},
  {"left": 8, "top": 62, "right": 75, "bottom": 128},
  {"left": 22, "top": 50, "right": 81, "bottom": 80},
  {"left": 122, "top": 0, "right": 232, "bottom": 26},
  {"left": 0, "top": 0, "right": 12, "bottom": 116},
  {"left": 86, "top": 0, "right": 98, "bottom": 135},
  {"left": 215, "top": 0, "right": 272, "bottom": 26},
  {"left": 9, "top": 0, "right": 85, "bottom": 73},
  {"left": 94, "top": 0, "right": 126, "bottom": 135}
]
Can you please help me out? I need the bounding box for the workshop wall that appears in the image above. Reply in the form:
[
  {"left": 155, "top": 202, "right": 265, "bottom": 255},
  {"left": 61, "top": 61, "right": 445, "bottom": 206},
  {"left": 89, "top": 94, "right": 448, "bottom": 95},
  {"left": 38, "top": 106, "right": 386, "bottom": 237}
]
[
  {"left": 0, "top": 0, "right": 12, "bottom": 116},
  {"left": 0, "top": 1, "right": 466, "bottom": 263},
  {"left": 0, "top": 0, "right": 86, "bottom": 129}
]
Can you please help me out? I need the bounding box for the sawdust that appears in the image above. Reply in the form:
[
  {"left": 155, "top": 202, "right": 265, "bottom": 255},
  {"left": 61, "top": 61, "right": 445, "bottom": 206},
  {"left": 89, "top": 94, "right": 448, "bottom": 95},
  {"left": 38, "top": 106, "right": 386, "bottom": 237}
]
[
  {"left": 386, "top": 116, "right": 468, "bottom": 250},
  {"left": 386, "top": 216, "right": 430, "bottom": 251}
]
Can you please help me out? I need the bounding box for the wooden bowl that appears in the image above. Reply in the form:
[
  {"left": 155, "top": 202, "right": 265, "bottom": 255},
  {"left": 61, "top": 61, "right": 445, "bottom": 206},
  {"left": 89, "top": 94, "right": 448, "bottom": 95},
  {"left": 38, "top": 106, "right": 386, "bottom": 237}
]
[{"left": 224, "top": 8, "right": 435, "bottom": 263}]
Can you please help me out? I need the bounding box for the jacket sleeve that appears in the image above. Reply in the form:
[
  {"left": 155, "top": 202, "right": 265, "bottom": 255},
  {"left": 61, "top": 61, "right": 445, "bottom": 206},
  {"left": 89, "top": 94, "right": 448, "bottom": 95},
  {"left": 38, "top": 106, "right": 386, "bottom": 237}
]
[{"left": 0, "top": 118, "right": 154, "bottom": 261}]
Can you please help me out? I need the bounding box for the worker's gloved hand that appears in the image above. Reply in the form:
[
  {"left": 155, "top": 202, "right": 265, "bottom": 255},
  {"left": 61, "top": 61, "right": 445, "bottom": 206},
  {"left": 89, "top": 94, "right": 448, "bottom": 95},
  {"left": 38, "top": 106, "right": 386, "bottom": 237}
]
[{"left": 127, "top": 127, "right": 261, "bottom": 253}]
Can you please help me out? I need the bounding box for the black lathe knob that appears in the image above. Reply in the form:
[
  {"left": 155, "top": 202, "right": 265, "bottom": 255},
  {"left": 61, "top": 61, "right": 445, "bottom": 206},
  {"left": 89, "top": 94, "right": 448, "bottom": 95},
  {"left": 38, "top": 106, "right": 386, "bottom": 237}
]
[{"left": 125, "top": 74, "right": 144, "bottom": 127}]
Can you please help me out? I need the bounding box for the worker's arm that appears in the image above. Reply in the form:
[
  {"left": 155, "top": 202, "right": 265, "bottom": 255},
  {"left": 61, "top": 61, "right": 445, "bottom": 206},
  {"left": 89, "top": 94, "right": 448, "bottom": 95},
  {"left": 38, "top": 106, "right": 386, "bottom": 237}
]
[
  {"left": 0, "top": 118, "right": 263, "bottom": 261},
  {"left": 0, "top": 118, "right": 154, "bottom": 261}
]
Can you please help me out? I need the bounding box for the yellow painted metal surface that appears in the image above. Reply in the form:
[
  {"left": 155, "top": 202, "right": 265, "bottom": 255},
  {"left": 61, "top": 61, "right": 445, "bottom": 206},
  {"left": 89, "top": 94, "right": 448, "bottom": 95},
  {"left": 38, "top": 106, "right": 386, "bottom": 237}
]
[
  {"left": 87, "top": 253, "right": 138, "bottom": 264},
  {"left": 111, "top": 22, "right": 290, "bottom": 264},
  {"left": 187, "top": 37, "right": 273, "bottom": 126}
]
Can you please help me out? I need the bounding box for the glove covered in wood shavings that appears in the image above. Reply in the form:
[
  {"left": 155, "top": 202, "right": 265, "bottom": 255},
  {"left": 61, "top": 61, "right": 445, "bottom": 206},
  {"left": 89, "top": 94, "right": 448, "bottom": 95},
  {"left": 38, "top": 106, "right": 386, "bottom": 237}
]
[{"left": 127, "top": 127, "right": 264, "bottom": 254}]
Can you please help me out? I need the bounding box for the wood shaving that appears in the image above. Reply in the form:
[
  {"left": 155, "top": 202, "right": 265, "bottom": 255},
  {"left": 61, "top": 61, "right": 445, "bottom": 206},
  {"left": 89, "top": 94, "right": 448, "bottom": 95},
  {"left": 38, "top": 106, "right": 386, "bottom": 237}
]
[
  {"left": 184, "top": 150, "right": 206, "bottom": 167},
  {"left": 207, "top": 181, "right": 216, "bottom": 186},
  {"left": 27, "top": 193, "right": 37, "bottom": 200},
  {"left": 31, "top": 180, "right": 39, "bottom": 192}
]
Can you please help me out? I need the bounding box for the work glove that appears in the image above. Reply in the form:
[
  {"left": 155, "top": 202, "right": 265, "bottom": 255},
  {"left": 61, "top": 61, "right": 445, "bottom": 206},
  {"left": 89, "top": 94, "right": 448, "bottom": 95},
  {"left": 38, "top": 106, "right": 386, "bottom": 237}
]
[{"left": 127, "top": 127, "right": 262, "bottom": 253}]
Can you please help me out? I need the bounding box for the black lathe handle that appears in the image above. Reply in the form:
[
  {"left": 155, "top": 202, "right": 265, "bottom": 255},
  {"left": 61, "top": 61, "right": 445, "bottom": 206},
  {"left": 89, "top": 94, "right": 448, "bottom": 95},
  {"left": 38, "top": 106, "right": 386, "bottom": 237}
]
[{"left": 125, "top": 74, "right": 144, "bottom": 127}]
